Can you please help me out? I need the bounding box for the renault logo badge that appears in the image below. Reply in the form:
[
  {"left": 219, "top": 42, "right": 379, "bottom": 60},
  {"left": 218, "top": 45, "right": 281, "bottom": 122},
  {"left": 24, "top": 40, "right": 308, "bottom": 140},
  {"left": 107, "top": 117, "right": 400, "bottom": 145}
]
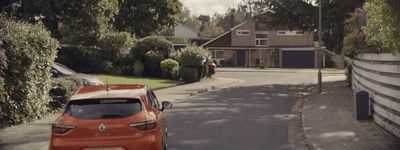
[{"left": 99, "top": 123, "right": 106, "bottom": 132}]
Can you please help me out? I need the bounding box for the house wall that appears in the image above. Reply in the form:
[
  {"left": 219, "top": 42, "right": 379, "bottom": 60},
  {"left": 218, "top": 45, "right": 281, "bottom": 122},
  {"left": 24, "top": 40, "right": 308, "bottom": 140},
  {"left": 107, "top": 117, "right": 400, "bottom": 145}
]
[
  {"left": 231, "top": 21, "right": 256, "bottom": 47},
  {"left": 268, "top": 31, "right": 314, "bottom": 47}
]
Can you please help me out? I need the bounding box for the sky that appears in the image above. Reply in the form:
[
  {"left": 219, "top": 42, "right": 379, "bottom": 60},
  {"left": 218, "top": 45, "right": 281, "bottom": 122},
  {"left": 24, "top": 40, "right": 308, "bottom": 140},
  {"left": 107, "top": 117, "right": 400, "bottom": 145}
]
[{"left": 181, "top": 0, "right": 242, "bottom": 16}]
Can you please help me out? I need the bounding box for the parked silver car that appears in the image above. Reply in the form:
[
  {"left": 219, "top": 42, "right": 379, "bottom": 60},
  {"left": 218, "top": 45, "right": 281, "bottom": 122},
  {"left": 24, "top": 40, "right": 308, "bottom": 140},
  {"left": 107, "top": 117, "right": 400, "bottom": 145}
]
[{"left": 51, "top": 63, "right": 104, "bottom": 86}]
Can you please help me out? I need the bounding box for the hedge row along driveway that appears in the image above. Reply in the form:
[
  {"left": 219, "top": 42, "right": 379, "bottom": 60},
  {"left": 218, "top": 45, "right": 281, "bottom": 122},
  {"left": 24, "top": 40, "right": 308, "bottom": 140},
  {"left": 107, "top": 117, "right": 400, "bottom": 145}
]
[{"left": 0, "top": 17, "right": 60, "bottom": 128}]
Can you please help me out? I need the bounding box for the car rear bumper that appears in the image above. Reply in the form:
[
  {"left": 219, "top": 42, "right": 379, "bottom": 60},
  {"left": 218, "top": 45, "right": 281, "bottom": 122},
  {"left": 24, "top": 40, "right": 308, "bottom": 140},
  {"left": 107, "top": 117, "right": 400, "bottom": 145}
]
[{"left": 50, "top": 134, "right": 162, "bottom": 150}]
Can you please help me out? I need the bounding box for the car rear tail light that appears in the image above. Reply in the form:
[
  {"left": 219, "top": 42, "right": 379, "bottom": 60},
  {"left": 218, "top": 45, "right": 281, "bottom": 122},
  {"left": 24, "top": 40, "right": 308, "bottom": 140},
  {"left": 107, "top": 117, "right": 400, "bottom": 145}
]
[
  {"left": 52, "top": 124, "right": 76, "bottom": 134},
  {"left": 129, "top": 120, "right": 157, "bottom": 130}
]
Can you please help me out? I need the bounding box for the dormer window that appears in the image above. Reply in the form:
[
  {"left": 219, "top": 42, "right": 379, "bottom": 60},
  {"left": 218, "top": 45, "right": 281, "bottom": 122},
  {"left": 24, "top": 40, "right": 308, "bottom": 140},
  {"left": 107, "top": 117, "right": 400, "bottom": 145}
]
[{"left": 236, "top": 30, "right": 251, "bottom": 36}]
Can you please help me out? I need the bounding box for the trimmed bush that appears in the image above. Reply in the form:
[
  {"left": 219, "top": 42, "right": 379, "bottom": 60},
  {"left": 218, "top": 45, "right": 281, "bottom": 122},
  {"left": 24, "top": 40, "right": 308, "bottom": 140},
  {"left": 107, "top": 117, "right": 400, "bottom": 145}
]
[
  {"left": 180, "top": 67, "right": 199, "bottom": 83},
  {"left": 144, "top": 50, "right": 165, "bottom": 76},
  {"left": 0, "top": 18, "right": 60, "bottom": 127},
  {"left": 49, "top": 77, "right": 83, "bottom": 111},
  {"left": 161, "top": 59, "right": 179, "bottom": 79},
  {"left": 133, "top": 36, "right": 174, "bottom": 60},
  {"left": 178, "top": 45, "right": 209, "bottom": 67},
  {"left": 345, "top": 59, "right": 353, "bottom": 86},
  {"left": 57, "top": 31, "right": 135, "bottom": 75},
  {"left": 0, "top": 47, "right": 6, "bottom": 77},
  {"left": 133, "top": 60, "right": 145, "bottom": 76},
  {"left": 171, "top": 66, "right": 180, "bottom": 80},
  {"left": 178, "top": 45, "right": 210, "bottom": 82},
  {"left": 98, "top": 32, "right": 135, "bottom": 62}
]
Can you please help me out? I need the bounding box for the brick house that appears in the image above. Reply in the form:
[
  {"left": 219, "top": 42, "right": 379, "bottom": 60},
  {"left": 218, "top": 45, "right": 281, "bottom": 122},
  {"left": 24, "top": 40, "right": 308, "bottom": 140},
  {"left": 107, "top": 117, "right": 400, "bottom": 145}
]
[{"left": 202, "top": 15, "right": 326, "bottom": 68}]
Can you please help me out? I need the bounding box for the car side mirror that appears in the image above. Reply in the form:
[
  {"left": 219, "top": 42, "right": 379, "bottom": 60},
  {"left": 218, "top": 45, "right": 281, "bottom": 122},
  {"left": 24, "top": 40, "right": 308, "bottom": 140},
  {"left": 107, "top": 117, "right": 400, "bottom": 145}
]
[
  {"left": 161, "top": 101, "right": 173, "bottom": 111},
  {"left": 50, "top": 69, "right": 58, "bottom": 77}
]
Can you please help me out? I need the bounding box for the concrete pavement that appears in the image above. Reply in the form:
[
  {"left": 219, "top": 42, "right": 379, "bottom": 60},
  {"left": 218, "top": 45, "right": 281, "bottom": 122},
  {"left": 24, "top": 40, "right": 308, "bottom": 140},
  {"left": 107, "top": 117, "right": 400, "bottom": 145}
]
[
  {"left": 0, "top": 77, "right": 240, "bottom": 150},
  {"left": 303, "top": 81, "right": 400, "bottom": 150}
]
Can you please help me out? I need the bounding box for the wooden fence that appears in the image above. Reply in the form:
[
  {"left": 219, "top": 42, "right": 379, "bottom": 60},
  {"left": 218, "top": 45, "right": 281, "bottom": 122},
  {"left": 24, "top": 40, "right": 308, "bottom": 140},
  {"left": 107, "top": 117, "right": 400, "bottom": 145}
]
[{"left": 352, "top": 53, "right": 400, "bottom": 137}]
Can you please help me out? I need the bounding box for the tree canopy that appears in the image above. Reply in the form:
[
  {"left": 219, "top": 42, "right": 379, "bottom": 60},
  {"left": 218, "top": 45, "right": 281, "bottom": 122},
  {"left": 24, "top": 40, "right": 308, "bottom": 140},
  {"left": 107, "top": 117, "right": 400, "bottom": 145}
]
[
  {"left": 0, "top": 0, "right": 183, "bottom": 39},
  {"left": 250, "top": 0, "right": 363, "bottom": 54},
  {"left": 116, "top": 0, "right": 182, "bottom": 38}
]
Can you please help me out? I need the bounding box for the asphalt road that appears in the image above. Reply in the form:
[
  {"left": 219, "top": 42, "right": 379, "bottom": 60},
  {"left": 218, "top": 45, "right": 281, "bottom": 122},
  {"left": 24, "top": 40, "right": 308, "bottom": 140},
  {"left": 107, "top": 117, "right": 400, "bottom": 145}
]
[{"left": 166, "top": 71, "right": 319, "bottom": 150}]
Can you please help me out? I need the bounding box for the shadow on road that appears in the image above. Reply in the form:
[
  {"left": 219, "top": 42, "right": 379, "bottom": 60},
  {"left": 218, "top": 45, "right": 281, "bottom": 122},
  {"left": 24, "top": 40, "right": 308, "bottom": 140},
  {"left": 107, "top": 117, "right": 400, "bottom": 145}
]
[{"left": 167, "top": 84, "right": 313, "bottom": 150}]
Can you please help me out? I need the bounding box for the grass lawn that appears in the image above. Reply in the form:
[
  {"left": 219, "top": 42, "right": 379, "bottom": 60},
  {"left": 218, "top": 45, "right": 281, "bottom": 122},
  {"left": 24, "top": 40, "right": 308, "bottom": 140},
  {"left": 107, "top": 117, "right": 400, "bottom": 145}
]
[{"left": 96, "top": 75, "right": 184, "bottom": 90}]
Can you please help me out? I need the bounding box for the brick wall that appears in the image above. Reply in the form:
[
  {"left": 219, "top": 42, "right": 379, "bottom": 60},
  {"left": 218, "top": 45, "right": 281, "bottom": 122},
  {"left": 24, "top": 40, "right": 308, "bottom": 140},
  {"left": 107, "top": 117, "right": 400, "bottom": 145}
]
[
  {"left": 231, "top": 21, "right": 256, "bottom": 47},
  {"left": 268, "top": 31, "right": 314, "bottom": 47}
]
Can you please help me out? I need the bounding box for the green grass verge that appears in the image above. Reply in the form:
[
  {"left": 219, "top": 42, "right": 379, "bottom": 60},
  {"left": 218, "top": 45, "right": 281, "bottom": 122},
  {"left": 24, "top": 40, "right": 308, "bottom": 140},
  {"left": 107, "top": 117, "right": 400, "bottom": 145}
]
[{"left": 96, "top": 75, "right": 184, "bottom": 90}]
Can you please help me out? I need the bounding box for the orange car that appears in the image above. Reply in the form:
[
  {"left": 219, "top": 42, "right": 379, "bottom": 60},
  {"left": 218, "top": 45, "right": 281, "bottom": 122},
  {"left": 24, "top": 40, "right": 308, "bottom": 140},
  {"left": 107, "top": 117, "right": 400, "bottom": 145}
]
[{"left": 50, "top": 85, "right": 173, "bottom": 150}]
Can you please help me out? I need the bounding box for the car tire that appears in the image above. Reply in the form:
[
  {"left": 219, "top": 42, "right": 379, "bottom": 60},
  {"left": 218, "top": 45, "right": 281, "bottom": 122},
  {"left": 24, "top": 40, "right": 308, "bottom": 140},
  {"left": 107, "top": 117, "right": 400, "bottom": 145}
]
[{"left": 162, "top": 141, "right": 167, "bottom": 150}]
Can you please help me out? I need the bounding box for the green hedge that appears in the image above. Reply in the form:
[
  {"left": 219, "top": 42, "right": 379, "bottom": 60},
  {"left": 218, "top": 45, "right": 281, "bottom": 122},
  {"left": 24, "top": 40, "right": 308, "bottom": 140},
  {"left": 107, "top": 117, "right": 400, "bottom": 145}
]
[
  {"left": 133, "top": 36, "right": 174, "bottom": 60},
  {"left": 177, "top": 45, "right": 210, "bottom": 82},
  {"left": 49, "top": 77, "right": 83, "bottom": 111},
  {"left": 171, "top": 66, "right": 180, "bottom": 80},
  {"left": 133, "top": 60, "right": 145, "bottom": 76},
  {"left": 161, "top": 59, "right": 179, "bottom": 79},
  {"left": 178, "top": 45, "right": 209, "bottom": 67},
  {"left": 0, "top": 18, "right": 60, "bottom": 127},
  {"left": 144, "top": 50, "right": 165, "bottom": 76},
  {"left": 180, "top": 67, "right": 198, "bottom": 83}
]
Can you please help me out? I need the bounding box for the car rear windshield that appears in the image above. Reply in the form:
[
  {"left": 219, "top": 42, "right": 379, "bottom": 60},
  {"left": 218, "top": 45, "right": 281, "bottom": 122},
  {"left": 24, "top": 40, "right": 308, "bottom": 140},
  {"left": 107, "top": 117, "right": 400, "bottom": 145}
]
[{"left": 66, "top": 99, "right": 142, "bottom": 119}]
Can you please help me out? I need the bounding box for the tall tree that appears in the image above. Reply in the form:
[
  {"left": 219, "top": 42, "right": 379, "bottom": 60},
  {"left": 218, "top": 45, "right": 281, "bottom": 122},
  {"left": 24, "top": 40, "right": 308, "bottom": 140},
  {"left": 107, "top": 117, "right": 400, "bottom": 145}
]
[
  {"left": 214, "top": 8, "right": 249, "bottom": 31},
  {"left": 177, "top": 7, "right": 201, "bottom": 30},
  {"left": 116, "top": 0, "right": 182, "bottom": 38},
  {"left": 249, "top": 0, "right": 363, "bottom": 53},
  {"left": 200, "top": 23, "right": 225, "bottom": 38},
  {"left": 59, "top": 0, "right": 119, "bottom": 46},
  {"left": 0, "top": 0, "right": 65, "bottom": 37}
]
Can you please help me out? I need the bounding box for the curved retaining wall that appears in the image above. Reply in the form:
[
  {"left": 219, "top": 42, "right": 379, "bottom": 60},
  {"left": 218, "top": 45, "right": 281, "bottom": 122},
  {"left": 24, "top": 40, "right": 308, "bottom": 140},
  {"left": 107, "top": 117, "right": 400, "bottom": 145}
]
[{"left": 352, "top": 53, "right": 400, "bottom": 138}]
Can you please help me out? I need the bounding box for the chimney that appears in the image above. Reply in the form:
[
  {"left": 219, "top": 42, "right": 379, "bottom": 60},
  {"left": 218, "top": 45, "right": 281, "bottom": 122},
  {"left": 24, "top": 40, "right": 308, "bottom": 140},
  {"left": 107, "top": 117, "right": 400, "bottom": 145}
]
[{"left": 230, "top": 12, "right": 235, "bottom": 28}]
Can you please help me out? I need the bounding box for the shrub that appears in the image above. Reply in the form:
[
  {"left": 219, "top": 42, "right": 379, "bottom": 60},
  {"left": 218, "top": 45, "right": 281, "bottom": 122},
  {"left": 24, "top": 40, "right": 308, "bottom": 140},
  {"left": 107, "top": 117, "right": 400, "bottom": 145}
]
[
  {"left": 0, "top": 18, "right": 60, "bottom": 126},
  {"left": 144, "top": 50, "right": 165, "bottom": 76},
  {"left": 180, "top": 67, "right": 198, "bottom": 83},
  {"left": 133, "top": 60, "right": 145, "bottom": 76},
  {"left": 346, "top": 63, "right": 353, "bottom": 86},
  {"left": 171, "top": 66, "right": 180, "bottom": 80},
  {"left": 364, "top": 1, "right": 400, "bottom": 53},
  {"left": 57, "top": 31, "right": 135, "bottom": 75},
  {"left": 49, "top": 77, "right": 83, "bottom": 111},
  {"left": 0, "top": 47, "right": 6, "bottom": 77},
  {"left": 161, "top": 59, "right": 179, "bottom": 79},
  {"left": 178, "top": 45, "right": 209, "bottom": 67},
  {"left": 98, "top": 32, "right": 135, "bottom": 62},
  {"left": 133, "top": 36, "right": 174, "bottom": 60},
  {"left": 201, "top": 65, "right": 209, "bottom": 79}
]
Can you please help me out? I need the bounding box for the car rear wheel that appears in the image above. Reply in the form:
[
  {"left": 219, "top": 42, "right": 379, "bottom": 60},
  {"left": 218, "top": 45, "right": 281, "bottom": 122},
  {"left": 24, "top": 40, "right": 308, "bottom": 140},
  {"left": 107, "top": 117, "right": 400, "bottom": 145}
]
[{"left": 163, "top": 141, "right": 167, "bottom": 150}]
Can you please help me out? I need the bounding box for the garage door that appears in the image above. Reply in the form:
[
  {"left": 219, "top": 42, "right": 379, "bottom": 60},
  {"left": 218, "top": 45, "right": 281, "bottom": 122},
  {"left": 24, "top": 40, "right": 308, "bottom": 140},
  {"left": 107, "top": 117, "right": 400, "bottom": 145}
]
[{"left": 282, "top": 51, "right": 314, "bottom": 68}]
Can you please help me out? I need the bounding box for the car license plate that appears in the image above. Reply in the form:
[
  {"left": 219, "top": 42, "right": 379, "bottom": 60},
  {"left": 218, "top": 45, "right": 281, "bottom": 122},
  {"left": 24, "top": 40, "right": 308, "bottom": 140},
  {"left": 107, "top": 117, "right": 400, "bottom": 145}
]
[{"left": 82, "top": 147, "right": 125, "bottom": 150}]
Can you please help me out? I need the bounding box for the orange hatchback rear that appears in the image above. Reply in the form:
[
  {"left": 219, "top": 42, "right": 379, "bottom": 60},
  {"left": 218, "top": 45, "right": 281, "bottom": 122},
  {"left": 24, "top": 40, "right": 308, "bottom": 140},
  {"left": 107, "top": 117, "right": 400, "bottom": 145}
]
[{"left": 50, "top": 85, "right": 173, "bottom": 150}]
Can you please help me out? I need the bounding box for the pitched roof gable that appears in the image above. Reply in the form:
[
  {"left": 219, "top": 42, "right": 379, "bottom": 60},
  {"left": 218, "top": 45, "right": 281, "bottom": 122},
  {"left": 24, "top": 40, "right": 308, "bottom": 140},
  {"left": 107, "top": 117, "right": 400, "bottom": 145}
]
[{"left": 201, "top": 21, "right": 249, "bottom": 47}]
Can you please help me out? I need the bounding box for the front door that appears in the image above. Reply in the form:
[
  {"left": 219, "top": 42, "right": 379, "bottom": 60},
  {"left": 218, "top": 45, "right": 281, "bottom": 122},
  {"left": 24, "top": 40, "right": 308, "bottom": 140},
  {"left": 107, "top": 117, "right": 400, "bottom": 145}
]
[{"left": 236, "top": 51, "right": 246, "bottom": 66}]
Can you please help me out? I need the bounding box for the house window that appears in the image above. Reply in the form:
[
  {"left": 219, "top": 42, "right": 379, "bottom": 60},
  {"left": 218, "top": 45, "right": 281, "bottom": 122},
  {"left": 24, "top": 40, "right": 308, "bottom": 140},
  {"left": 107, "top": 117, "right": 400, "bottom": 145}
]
[
  {"left": 211, "top": 51, "right": 224, "bottom": 59},
  {"left": 277, "top": 30, "right": 304, "bottom": 36},
  {"left": 236, "top": 30, "right": 251, "bottom": 36},
  {"left": 256, "top": 31, "right": 268, "bottom": 46}
]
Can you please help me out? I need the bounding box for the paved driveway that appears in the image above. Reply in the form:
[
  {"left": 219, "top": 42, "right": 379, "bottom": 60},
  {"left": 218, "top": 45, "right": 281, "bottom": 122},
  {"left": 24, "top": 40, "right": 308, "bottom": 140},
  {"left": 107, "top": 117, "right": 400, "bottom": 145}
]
[{"left": 166, "top": 71, "right": 325, "bottom": 150}]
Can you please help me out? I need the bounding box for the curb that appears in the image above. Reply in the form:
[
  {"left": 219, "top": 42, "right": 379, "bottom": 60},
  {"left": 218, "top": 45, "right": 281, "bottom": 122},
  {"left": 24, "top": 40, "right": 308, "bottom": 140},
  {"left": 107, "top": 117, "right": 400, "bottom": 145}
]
[{"left": 301, "top": 88, "right": 318, "bottom": 150}]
